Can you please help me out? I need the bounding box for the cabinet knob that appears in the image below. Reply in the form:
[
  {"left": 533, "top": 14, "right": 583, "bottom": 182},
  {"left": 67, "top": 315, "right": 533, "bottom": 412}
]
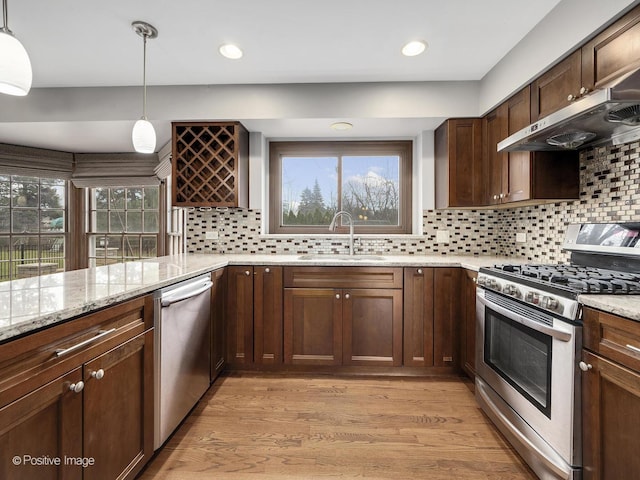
[
  {"left": 345, "top": 293, "right": 350, "bottom": 299},
  {"left": 472, "top": 277, "right": 477, "bottom": 283},
  {"left": 69, "top": 381, "right": 84, "bottom": 393},
  {"left": 335, "top": 293, "right": 341, "bottom": 299},
  {"left": 91, "top": 369, "right": 105, "bottom": 380},
  {"left": 499, "top": 193, "right": 505, "bottom": 199},
  {"left": 493, "top": 194, "right": 498, "bottom": 200},
  {"left": 567, "top": 93, "right": 576, "bottom": 102},
  {"left": 579, "top": 361, "right": 592, "bottom": 372},
  {"left": 417, "top": 268, "right": 423, "bottom": 274},
  {"left": 264, "top": 268, "right": 270, "bottom": 273},
  {"left": 244, "top": 270, "right": 251, "bottom": 276},
  {"left": 579, "top": 86, "right": 589, "bottom": 96}
]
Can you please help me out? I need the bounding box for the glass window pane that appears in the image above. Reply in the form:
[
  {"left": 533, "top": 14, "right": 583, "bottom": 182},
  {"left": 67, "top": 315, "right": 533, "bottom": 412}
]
[
  {"left": 106, "top": 235, "right": 123, "bottom": 256},
  {"left": 12, "top": 181, "right": 39, "bottom": 207},
  {"left": 342, "top": 155, "right": 400, "bottom": 227},
  {"left": 143, "top": 187, "right": 159, "bottom": 209},
  {"left": 143, "top": 212, "right": 158, "bottom": 232},
  {"left": 92, "top": 211, "right": 108, "bottom": 233},
  {"left": 141, "top": 236, "right": 157, "bottom": 257},
  {"left": 12, "top": 209, "right": 39, "bottom": 233},
  {"left": 0, "top": 208, "right": 9, "bottom": 233},
  {"left": 127, "top": 212, "right": 142, "bottom": 232},
  {"left": 40, "top": 236, "right": 64, "bottom": 271},
  {"left": 110, "top": 188, "right": 125, "bottom": 209},
  {"left": 127, "top": 188, "right": 143, "bottom": 209},
  {"left": 11, "top": 236, "right": 39, "bottom": 262},
  {"left": 281, "top": 156, "right": 338, "bottom": 226},
  {"left": 0, "top": 237, "right": 10, "bottom": 281},
  {"left": 0, "top": 180, "right": 9, "bottom": 206},
  {"left": 42, "top": 210, "right": 65, "bottom": 232},
  {"left": 40, "top": 183, "right": 65, "bottom": 209},
  {"left": 109, "top": 212, "right": 126, "bottom": 232},
  {"left": 94, "top": 188, "right": 109, "bottom": 209},
  {"left": 123, "top": 235, "right": 140, "bottom": 257}
]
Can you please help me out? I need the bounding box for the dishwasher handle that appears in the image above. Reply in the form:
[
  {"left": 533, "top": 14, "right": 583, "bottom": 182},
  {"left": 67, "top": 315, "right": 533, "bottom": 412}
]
[{"left": 161, "top": 281, "right": 213, "bottom": 307}]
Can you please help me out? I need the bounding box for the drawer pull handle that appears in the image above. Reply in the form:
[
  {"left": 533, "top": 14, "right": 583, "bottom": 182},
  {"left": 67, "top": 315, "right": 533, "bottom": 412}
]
[
  {"left": 264, "top": 268, "right": 270, "bottom": 273},
  {"left": 345, "top": 293, "right": 350, "bottom": 299},
  {"left": 335, "top": 293, "right": 341, "bottom": 299},
  {"left": 417, "top": 268, "right": 423, "bottom": 274},
  {"left": 579, "top": 361, "right": 592, "bottom": 372},
  {"left": 626, "top": 344, "right": 640, "bottom": 355},
  {"left": 245, "top": 270, "right": 251, "bottom": 276},
  {"left": 69, "top": 381, "right": 84, "bottom": 393},
  {"left": 91, "top": 369, "right": 105, "bottom": 380},
  {"left": 55, "top": 329, "right": 116, "bottom": 357}
]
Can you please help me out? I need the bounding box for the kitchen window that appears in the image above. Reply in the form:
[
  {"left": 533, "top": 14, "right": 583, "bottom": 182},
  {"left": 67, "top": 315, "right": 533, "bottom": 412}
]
[
  {"left": 87, "top": 186, "right": 160, "bottom": 267},
  {"left": 0, "top": 175, "right": 67, "bottom": 281},
  {"left": 269, "top": 141, "right": 412, "bottom": 234}
]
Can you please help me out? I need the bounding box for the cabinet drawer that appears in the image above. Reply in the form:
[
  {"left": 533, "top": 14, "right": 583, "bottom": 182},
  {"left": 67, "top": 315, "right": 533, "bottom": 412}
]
[
  {"left": 583, "top": 307, "right": 640, "bottom": 372},
  {"left": 0, "top": 294, "right": 153, "bottom": 408},
  {"left": 284, "top": 266, "right": 403, "bottom": 289}
]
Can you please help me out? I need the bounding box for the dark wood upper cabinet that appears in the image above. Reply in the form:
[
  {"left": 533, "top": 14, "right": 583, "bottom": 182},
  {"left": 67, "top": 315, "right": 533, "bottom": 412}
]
[
  {"left": 530, "top": 50, "right": 583, "bottom": 122},
  {"left": 172, "top": 121, "right": 249, "bottom": 208},
  {"left": 582, "top": 4, "right": 640, "bottom": 92},
  {"left": 435, "top": 118, "right": 484, "bottom": 208},
  {"left": 483, "top": 104, "right": 508, "bottom": 206}
]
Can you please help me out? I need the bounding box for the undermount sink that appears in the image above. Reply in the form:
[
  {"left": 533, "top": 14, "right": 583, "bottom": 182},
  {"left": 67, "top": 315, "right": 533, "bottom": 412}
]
[{"left": 297, "top": 254, "right": 387, "bottom": 261}]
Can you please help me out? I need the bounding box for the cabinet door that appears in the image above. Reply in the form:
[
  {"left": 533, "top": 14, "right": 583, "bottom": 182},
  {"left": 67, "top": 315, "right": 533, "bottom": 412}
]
[
  {"left": 342, "top": 289, "right": 403, "bottom": 367},
  {"left": 460, "top": 270, "right": 477, "bottom": 379},
  {"left": 403, "top": 268, "right": 434, "bottom": 367},
  {"left": 210, "top": 268, "right": 226, "bottom": 381},
  {"left": 83, "top": 331, "right": 153, "bottom": 480},
  {"left": 483, "top": 106, "right": 508, "bottom": 205},
  {"left": 505, "top": 87, "right": 532, "bottom": 203},
  {"left": 433, "top": 268, "right": 461, "bottom": 368},
  {"left": 531, "top": 50, "right": 582, "bottom": 121},
  {"left": 0, "top": 369, "right": 83, "bottom": 480},
  {"left": 582, "top": 350, "right": 640, "bottom": 480},
  {"left": 284, "top": 288, "right": 342, "bottom": 365},
  {"left": 582, "top": 4, "right": 640, "bottom": 91},
  {"left": 226, "top": 266, "right": 254, "bottom": 366},
  {"left": 254, "top": 266, "right": 284, "bottom": 365}
]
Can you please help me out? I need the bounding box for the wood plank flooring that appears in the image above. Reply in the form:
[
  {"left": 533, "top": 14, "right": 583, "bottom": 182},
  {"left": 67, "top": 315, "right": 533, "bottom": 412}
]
[{"left": 138, "top": 374, "right": 536, "bottom": 479}]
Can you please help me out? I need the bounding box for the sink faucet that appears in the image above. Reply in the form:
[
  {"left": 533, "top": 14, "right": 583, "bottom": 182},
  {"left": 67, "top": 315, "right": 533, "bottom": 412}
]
[{"left": 329, "top": 210, "right": 355, "bottom": 256}]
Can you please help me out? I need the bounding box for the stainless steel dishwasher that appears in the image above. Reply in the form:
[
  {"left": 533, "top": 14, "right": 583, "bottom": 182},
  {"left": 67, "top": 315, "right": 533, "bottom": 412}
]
[{"left": 154, "top": 273, "right": 212, "bottom": 449}]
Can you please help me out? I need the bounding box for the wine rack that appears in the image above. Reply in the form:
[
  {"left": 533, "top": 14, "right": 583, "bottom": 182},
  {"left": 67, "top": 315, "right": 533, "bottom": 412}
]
[{"left": 172, "top": 121, "right": 249, "bottom": 207}]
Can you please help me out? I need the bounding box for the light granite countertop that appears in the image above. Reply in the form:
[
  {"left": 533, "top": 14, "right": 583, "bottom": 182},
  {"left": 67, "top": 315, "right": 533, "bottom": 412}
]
[{"left": 1, "top": 252, "right": 638, "bottom": 343}]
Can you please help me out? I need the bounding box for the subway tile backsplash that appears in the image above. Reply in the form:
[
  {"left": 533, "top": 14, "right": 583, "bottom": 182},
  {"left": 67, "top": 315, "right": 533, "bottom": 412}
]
[{"left": 186, "top": 142, "right": 640, "bottom": 261}]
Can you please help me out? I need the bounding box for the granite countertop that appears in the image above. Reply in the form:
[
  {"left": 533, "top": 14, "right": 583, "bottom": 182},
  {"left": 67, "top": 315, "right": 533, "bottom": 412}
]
[{"left": 2, "top": 252, "right": 638, "bottom": 343}]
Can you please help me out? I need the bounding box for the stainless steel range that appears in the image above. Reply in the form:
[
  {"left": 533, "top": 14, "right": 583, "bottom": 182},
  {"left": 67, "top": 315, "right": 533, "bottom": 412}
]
[{"left": 475, "top": 223, "right": 640, "bottom": 480}]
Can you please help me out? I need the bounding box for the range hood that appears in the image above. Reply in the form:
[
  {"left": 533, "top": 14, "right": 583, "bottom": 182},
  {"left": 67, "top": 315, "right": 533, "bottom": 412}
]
[{"left": 498, "top": 68, "right": 640, "bottom": 152}]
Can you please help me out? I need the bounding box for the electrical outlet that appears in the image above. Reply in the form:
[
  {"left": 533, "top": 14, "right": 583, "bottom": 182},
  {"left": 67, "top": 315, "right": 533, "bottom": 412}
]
[
  {"left": 205, "top": 231, "right": 219, "bottom": 240},
  {"left": 516, "top": 232, "right": 527, "bottom": 243},
  {"left": 436, "top": 230, "right": 450, "bottom": 244}
]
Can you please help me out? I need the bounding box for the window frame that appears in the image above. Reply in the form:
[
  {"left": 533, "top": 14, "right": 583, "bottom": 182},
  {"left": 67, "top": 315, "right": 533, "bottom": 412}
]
[{"left": 269, "top": 140, "right": 412, "bottom": 234}]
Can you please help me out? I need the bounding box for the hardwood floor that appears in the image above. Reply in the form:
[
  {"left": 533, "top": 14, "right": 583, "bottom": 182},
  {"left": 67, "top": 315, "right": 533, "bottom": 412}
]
[{"left": 138, "top": 374, "right": 536, "bottom": 479}]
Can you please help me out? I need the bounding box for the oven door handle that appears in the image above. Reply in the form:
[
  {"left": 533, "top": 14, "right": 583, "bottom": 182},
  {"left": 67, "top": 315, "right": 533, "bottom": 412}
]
[{"left": 477, "top": 293, "right": 572, "bottom": 342}]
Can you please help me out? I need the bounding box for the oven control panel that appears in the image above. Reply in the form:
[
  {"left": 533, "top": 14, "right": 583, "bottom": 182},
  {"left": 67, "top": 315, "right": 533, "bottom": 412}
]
[{"left": 477, "top": 273, "right": 579, "bottom": 320}]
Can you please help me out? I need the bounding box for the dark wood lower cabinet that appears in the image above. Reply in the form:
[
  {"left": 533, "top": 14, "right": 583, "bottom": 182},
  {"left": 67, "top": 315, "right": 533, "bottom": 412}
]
[
  {"left": 84, "top": 331, "right": 153, "bottom": 480},
  {"left": 403, "top": 268, "right": 434, "bottom": 366},
  {"left": 226, "top": 266, "right": 255, "bottom": 366},
  {"left": 284, "top": 288, "right": 342, "bottom": 366},
  {"left": 210, "top": 268, "right": 226, "bottom": 381},
  {"left": 460, "top": 270, "right": 477, "bottom": 379},
  {"left": 254, "top": 267, "right": 284, "bottom": 365},
  {"left": 0, "top": 368, "right": 83, "bottom": 480}
]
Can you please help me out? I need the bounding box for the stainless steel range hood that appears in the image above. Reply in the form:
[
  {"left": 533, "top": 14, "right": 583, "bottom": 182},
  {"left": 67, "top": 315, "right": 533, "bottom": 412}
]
[{"left": 498, "top": 68, "right": 640, "bottom": 152}]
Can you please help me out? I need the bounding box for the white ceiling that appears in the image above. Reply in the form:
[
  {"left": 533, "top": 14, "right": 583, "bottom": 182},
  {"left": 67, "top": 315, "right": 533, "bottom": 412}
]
[{"left": 0, "top": 0, "right": 569, "bottom": 151}]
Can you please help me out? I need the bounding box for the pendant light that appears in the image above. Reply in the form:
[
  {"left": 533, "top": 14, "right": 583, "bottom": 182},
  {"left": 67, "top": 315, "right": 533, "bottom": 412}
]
[
  {"left": 131, "top": 21, "right": 158, "bottom": 154},
  {"left": 0, "top": 0, "right": 32, "bottom": 96}
]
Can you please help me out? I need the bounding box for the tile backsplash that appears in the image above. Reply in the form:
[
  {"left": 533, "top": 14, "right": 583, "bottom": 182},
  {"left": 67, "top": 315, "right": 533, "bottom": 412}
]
[{"left": 186, "top": 142, "right": 640, "bottom": 261}]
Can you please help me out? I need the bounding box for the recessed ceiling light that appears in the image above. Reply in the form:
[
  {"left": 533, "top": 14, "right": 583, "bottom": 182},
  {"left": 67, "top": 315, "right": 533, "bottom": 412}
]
[
  {"left": 219, "top": 44, "right": 243, "bottom": 60},
  {"left": 330, "top": 122, "right": 353, "bottom": 131},
  {"left": 401, "top": 40, "right": 427, "bottom": 57}
]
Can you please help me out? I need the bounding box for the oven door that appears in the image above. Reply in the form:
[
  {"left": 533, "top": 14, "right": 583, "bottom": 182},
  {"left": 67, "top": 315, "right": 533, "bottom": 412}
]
[{"left": 475, "top": 288, "right": 581, "bottom": 479}]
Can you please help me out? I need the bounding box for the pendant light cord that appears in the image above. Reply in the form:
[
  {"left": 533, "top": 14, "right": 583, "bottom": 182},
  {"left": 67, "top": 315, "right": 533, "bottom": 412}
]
[
  {"left": 142, "top": 33, "right": 148, "bottom": 120},
  {"left": 2, "top": 0, "right": 11, "bottom": 34}
]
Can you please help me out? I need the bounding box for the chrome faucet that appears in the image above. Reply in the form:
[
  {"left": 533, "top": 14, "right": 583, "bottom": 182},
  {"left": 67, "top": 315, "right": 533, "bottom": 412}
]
[{"left": 329, "top": 210, "right": 355, "bottom": 256}]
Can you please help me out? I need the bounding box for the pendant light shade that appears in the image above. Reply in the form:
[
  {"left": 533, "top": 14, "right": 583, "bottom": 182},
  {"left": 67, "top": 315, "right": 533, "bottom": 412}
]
[
  {"left": 0, "top": 0, "right": 32, "bottom": 96},
  {"left": 131, "top": 21, "right": 157, "bottom": 154},
  {"left": 132, "top": 118, "right": 156, "bottom": 154}
]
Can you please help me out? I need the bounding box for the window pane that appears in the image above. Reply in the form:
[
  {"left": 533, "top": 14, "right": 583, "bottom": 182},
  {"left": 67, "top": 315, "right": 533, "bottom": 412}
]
[
  {"left": 41, "top": 236, "right": 64, "bottom": 270},
  {"left": 0, "top": 237, "right": 10, "bottom": 281},
  {"left": 110, "top": 188, "right": 125, "bottom": 209},
  {"left": 127, "top": 188, "right": 143, "bottom": 209},
  {"left": 0, "top": 208, "right": 8, "bottom": 233},
  {"left": 11, "top": 236, "right": 39, "bottom": 262},
  {"left": 40, "top": 183, "right": 65, "bottom": 209},
  {"left": 42, "top": 210, "right": 65, "bottom": 232},
  {"left": 144, "top": 187, "right": 159, "bottom": 209},
  {"left": 144, "top": 212, "right": 158, "bottom": 232},
  {"left": 281, "top": 156, "right": 337, "bottom": 226},
  {"left": 12, "top": 180, "right": 39, "bottom": 207},
  {"left": 94, "top": 188, "right": 109, "bottom": 209},
  {"left": 123, "top": 235, "right": 140, "bottom": 257},
  {"left": 141, "top": 236, "right": 157, "bottom": 257},
  {"left": 127, "top": 212, "right": 142, "bottom": 232},
  {"left": 109, "top": 211, "right": 126, "bottom": 232},
  {"left": 0, "top": 179, "right": 9, "bottom": 206},
  {"left": 12, "top": 209, "right": 39, "bottom": 232},
  {"left": 93, "top": 211, "right": 108, "bottom": 233},
  {"left": 342, "top": 155, "right": 400, "bottom": 226}
]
